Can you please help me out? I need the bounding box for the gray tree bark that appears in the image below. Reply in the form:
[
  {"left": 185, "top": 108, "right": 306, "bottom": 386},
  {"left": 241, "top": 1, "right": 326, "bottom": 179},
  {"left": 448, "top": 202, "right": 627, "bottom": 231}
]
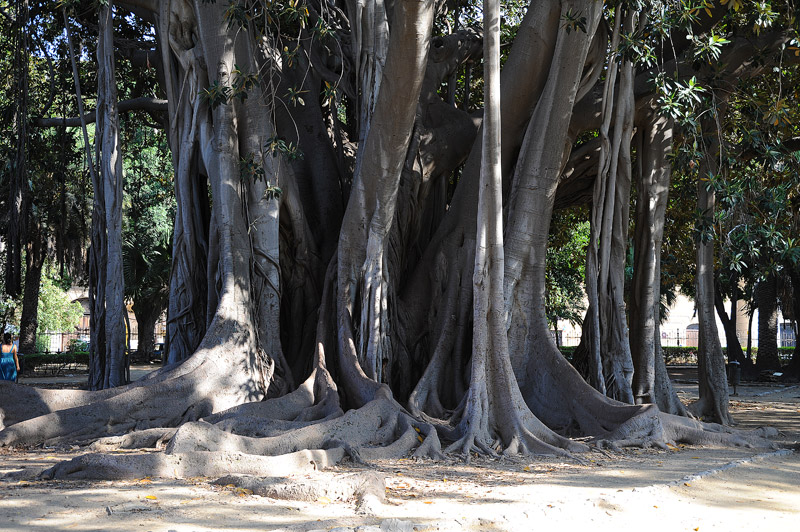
[
  {"left": 97, "top": 2, "right": 127, "bottom": 389},
  {"left": 629, "top": 109, "right": 685, "bottom": 415},
  {"left": 5, "top": 0, "right": 29, "bottom": 299},
  {"left": 334, "top": 0, "right": 435, "bottom": 403},
  {"left": 692, "top": 151, "right": 732, "bottom": 424},
  {"left": 583, "top": 6, "right": 637, "bottom": 403},
  {"left": 18, "top": 223, "right": 45, "bottom": 356}
]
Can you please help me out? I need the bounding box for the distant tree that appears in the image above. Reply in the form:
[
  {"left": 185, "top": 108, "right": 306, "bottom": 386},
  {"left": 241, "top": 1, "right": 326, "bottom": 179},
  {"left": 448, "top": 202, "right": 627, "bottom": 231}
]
[
  {"left": 122, "top": 124, "right": 174, "bottom": 362},
  {"left": 30, "top": 272, "right": 83, "bottom": 337},
  {"left": 545, "top": 209, "right": 589, "bottom": 336}
]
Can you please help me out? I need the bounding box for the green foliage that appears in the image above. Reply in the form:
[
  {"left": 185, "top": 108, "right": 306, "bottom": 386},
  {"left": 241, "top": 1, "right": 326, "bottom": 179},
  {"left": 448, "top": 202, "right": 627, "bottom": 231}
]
[
  {"left": 231, "top": 65, "right": 259, "bottom": 102},
  {"left": 121, "top": 124, "right": 174, "bottom": 316},
  {"left": 264, "top": 135, "right": 303, "bottom": 160},
  {"left": 655, "top": 75, "right": 706, "bottom": 126},
  {"left": 200, "top": 79, "right": 232, "bottom": 109},
  {"left": 560, "top": 9, "right": 587, "bottom": 34},
  {"left": 67, "top": 338, "right": 88, "bottom": 352},
  {"left": 35, "top": 334, "right": 52, "bottom": 354},
  {"left": 546, "top": 208, "right": 590, "bottom": 327},
  {"left": 20, "top": 351, "right": 90, "bottom": 374},
  {"left": 36, "top": 274, "right": 83, "bottom": 333}
]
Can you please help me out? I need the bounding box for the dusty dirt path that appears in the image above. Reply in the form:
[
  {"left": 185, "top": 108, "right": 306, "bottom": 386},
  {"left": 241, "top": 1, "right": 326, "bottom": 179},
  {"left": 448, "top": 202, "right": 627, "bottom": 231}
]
[{"left": 1, "top": 381, "right": 798, "bottom": 531}]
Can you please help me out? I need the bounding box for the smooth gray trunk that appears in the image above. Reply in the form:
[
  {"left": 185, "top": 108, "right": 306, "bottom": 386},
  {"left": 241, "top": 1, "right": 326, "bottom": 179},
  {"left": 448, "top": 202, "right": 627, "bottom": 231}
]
[
  {"left": 629, "top": 110, "right": 685, "bottom": 414},
  {"left": 693, "top": 155, "right": 732, "bottom": 424},
  {"left": 97, "top": 3, "right": 126, "bottom": 389}
]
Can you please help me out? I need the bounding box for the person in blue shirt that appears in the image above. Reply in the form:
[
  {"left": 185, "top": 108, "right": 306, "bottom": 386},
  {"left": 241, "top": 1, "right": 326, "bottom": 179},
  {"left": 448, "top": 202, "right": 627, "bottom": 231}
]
[{"left": 0, "top": 332, "right": 20, "bottom": 382}]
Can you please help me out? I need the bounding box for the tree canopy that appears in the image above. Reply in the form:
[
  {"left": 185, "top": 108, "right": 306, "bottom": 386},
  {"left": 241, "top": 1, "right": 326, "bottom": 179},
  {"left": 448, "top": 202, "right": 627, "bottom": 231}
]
[{"left": 0, "top": 0, "right": 796, "bottom": 480}]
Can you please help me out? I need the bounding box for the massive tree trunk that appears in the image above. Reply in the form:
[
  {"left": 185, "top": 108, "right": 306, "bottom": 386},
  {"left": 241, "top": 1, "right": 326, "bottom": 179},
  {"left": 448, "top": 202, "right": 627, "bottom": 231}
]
[
  {"left": 408, "top": 0, "right": 564, "bottom": 421},
  {"left": 333, "top": 0, "right": 435, "bottom": 402},
  {"left": 1, "top": 0, "right": 778, "bottom": 475},
  {"left": 444, "top": 0, "right": 581, "bottom": 457},
  {"left": 160, "top": 0, "right": 211, "bottom": 365}
]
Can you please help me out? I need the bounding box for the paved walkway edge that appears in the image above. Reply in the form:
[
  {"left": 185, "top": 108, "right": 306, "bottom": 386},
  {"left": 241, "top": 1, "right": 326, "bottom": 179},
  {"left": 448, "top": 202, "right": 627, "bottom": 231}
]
[{"left": 670, "top": 448, "right": 794, "bottom": 486}]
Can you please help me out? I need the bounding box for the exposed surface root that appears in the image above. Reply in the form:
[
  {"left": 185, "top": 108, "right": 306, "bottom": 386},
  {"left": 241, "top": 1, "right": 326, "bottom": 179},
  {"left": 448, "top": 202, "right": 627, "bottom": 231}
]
[
  {"left": 213, "top": 471, "right": 385, "bottom": 507},
  {"left": 89, "top": 428, "right": 178, "bottom": 451},
  {"left": 593, "top": 404, "right": 778, "bottom": 451},
  {"left": 41, "top": 448, "right": 345, "bottom": 480},
  {"left": 37, "top": 397, "right": 442, "bottom": 480},
  {"left": 168, "top": 398, "right": 441, "bottom": 460}
]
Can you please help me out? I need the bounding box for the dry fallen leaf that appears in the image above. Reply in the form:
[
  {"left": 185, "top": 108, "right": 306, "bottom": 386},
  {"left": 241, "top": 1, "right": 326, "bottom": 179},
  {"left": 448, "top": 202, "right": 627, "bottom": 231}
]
[
  {"left": 423, "top": 501, "right": 433, "bottom": 504},
  {"left": 523, "top": 466, "right": 531, "bottom": 472},
  {"left": 145, "top": 495, "right": 157, "bottom": 500},
  {"left": 684, "top": 483, "right": 692, "bottom": 487},
  {"left": 317, "top": 496, "right": 331, "bottom": 505}
]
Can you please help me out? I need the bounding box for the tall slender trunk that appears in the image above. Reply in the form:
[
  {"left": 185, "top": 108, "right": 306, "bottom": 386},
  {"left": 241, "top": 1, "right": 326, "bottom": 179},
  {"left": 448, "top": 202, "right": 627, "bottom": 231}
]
[
  {"left": 714, "top": 281, "right": 745, "bottom": 363},
  {"left": 6, "top": 0, "right": 30, "bottom": 299},
  {"left": 693, "top": 157, "right": 732, "bottom": 424},
  {"left": 19, "top": 225, "right": 45, "bottom": 355},
  {"left": 64, "top": 7, "right": 106, "bottom": 389},
  {"left": 97, "top": 2, "right": 126, "bottom": 388},
  {"left": 583, "top": 6, "right": 637, "bottom": 403},
  {"left": 629, "top": 110, "right": 685, "bottom": 414}
]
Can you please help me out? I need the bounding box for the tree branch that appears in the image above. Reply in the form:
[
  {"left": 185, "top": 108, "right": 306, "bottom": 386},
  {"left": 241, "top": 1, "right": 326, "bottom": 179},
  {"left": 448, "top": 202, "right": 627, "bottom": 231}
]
[{"left": 33, "top": 97, "right": 168, "bottom": 127}]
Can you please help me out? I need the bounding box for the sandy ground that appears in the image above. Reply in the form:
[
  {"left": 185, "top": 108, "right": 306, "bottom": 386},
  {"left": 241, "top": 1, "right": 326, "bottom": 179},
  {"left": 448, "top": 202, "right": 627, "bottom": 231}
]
[{"left": 1, "top": 373, "right": 798, "bottom": 531}]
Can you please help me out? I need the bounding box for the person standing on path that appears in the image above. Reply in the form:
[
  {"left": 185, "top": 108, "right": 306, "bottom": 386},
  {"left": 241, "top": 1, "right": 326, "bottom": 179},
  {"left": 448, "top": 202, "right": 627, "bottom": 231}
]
[{"left": 0, "top": 332, "right": 20, "bottom": 382}]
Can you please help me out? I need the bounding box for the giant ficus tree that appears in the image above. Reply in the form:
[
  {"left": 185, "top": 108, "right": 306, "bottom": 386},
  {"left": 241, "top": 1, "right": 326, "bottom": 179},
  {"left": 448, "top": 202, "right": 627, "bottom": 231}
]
[{"left": 1, "top": 0, "right": 793, "bottom": 479}]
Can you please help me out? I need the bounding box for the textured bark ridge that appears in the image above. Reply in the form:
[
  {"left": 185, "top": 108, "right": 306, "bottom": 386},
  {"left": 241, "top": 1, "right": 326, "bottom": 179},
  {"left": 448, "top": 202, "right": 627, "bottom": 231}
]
[{"left": 0, "top": 0, "right": 780, "bottom": 482}]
